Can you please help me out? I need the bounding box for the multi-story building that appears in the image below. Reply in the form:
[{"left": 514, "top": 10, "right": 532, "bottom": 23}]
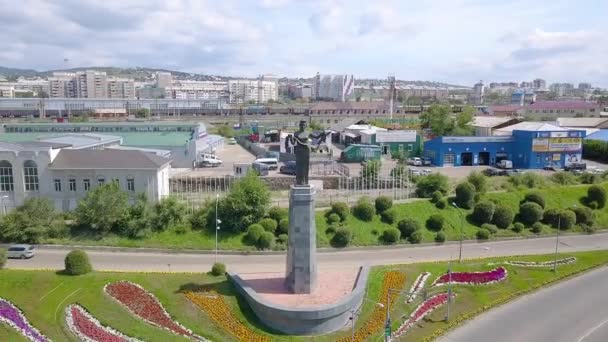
[
  {"left": 48, "top": 73, "right": 77, "bottom": 98},
  {"left": 550, "top": 83, "right": 575, "bottom": 96},
  {"left": 49, "top": 71, "right": 135, "bottom": 99},
  {"left": 287, "top": 84, "right": 313, "bottom": 99},
  {"left": 0, "top": 79, "right": 50, "bottom": 97},
  {"left": 0, "top": 86, "right": 15, "bottom": 98},
  {"left": 578, "top": 83, "right": 592, "bottom": 91},
  {"left": 228, "top": 78, "right": 278, "bottom": 104},
  {"left": 533, "top": 79, "right": 546, "bottom": 90},
  {"left": 314, "top": 74, "right": 354, "bottom": 102},
  {"left": 107, "top": 77, "right": 135, "bottom": 99},
  {"left": 76, "top": 70, "right": 108, "bottom": 98},
  {"left": 165, "top": 81, "right": 229, "bottom": 101},
  {"left": 473, "top": 80, "right": 485, "bottom": 104},
  {"left": 156, "top": 72, "right": 172, "bottom": 88}
]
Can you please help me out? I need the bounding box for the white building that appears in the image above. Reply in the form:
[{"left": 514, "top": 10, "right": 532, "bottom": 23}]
[
  {"left": 473, "top": 80, "right": 485, "bottom": 104},
  {"left": 156, "top": 72, "right": 172, "bottom": 88},
  {"left": 0, "top": 79, "right": 50, "bottom": 97},
  {"left": 314, "top": 74, "right": 354, "bottom": 102},
  {"left": 48, "top": 71, "right": 135, "bottom": 99},
  {"left": 48, "top": 73, "right": 77, "bottom": 98},
  {"left": 0, "top": 85, "right": 15, "bottom": 98},
  {"left": 107, "top": 77, "right": 135, "bottom": 99},
  {"left": 228, "top": 78, "right": 278, "bottom": 104},
  {"left": 165, "top": 81, "right": 229, "bottom": 100},
  {"left": 0, "top": 142, "right": 171, "bottom": 212}
]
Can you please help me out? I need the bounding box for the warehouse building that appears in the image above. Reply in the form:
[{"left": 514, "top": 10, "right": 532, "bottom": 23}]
[{"left": 424, "top": 122, "right": 585, "bottom": 168}]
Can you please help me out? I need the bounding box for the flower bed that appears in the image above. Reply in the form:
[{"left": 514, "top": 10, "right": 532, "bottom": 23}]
[
  {"left": 393, "top": 292, "right": 451, "bottom": 338},
  {"left": 336, "top": 271, "right": 406, "bottom": 342},
  {"left": 65, "top": 304, "right": 141, "bottom": 342},
  {"left": 104, "top": 281, "right": 206, "bottom": 341},
  {"left": 432, "top": 267, "right": 507, "bottom": 286},
  {"left": 406, "top": 272, "right": 431, "bottom": 304},
  {"left": 0, "top": 298, "right": 49, "bottom": 342},
  {"left": 505, "top": 257, "right": 576, "bottom": 267},
  {"left": 185, "top": 290, "right": 270, "bottom": 342}
]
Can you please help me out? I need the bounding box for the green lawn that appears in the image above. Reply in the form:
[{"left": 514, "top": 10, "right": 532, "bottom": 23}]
[
  {"left": 2, "top": 250, "right": 607, "bottom": 341},
  {"left": 43, "top": 183, "right": 608, "bottom": 250}
]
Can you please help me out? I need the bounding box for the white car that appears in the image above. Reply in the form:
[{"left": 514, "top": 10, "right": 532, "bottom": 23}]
[
  {"left": 200, "top": 154, "right": 222, "bottom": 167},
  {"left": 407, "top": 157, "right": 422, "bottom": 166},
  {"left": 7, "top": 244, "right": 36, "bottom": 259}
]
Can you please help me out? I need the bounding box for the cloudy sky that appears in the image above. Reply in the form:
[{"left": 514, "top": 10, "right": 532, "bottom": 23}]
[{"left": 1, "top": 0, "right": 607, "bottom": 86}]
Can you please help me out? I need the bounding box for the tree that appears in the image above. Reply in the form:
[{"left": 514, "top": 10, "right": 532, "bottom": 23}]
[
  {"left": 419, "top": 104, "right": 453, "bottom": 136},
  {"left": 415, "top": 173, "right": 450, "bottom": 198},
  {"left": 216, "top": 125, "right": 235, "bottom": 138},
  {"left": 390, "top": 163, "right": 407, "bottom": 179},
  {"left": 309, "top": 120, "right": 325, "bottom": 131},
  {"left": 123, "top": 193, "right": 154, "bottom": 238},
  {"left": 397, "top": 218, "right": 421, "bottom": 238},
  {"left": 0, "top": 197, "right": 62, "bottom": 243},
  {"left": 361, "top": 160, "right": 381, "bottom": 183},
  {"left": 154, "top": 196, "right": 187, "bottom": 231},
  {"left": 453, "top": 106, "right": 475, "bottom": 136},
  {"left": 135, "top": 108, "right": 150, "bottom": 118},
  {"left": 587, "top": 185, "right": 607, "bottom": 209},
  {"left": 524, "top": 192, "right": 546, "bottom": 209},
  {"left": 519, "top": 202, "right": 544, "bottom": 226},
  {"left": 472, "top": 201, "right": 496, "bottom": 225},
  {"left": 426, "top": 214, "right": 445, "bottom": 231},
  {"left": 492, "top": 205, "right": 514, "bottom": 229},
  {"left": 64, "top": 250, "right": 92, "bottom": 275},
  {"left": 467, "top": 171, "right": 488, "bottom": 194},
  {"left": 75, "top": 182, "right": 130, "bottom": 234},
  {"left": 352, "top": 198, "right": 375, "bottom": 221},
  {"left": 327, "top": 202, "right": 349, "bottom": 222},
  {"left": 455, "top": 182, "right": 476, "bottom": 209},
  {"left": 331, "top": 228, "right": 353, "bottom": 247},
  {"left": 382, "top": 228, "right": 401, "bottom": 244},
  {"left": 375, "top": 196, "right": 393, "bottom": 214},
  {"left": 217, "top": 172, "right": 270, "bottom": 232}
]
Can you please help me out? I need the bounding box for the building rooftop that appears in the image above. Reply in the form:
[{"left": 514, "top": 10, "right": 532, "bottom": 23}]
[
  {"left": 375, "top": 130, "right": 417, "bottom": 143},
  {"left": 309, "top": 101, "right": 390, "bottom": 111},
  {"left": 527, "top": 101, "right": 600, "bottom": 110},
  {"left": 35, "top": 133, "right": 122, "bottom": 149},
  {"left": 472, "top": 116, "right": 518, "bottom": 128},
  {"left": 488, "top": 105, "right": 524, "bottom": 113},
  {"left": 0, "top": 131, "right": 192, "bottom": 147},
  {"left": 556, "top": 117, "right": 608, "bottom": 128},
  {"left": 495, "top": 121, "right": 566, "bottom": 133},
  {"left": 49, "top": 149, "right": 171, "bottom": 170}
]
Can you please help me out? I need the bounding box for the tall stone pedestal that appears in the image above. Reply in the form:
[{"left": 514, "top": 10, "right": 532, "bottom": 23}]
[{"left": 285, "top": 184, "right": 317, "bottom": 294}]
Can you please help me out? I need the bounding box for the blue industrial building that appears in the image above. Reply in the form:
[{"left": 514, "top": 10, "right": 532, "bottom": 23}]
[{"left": 424, "top": 123, "right": 585, "bottom": 169}]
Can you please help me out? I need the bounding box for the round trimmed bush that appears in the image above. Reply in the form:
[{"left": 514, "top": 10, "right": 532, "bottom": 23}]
[
  {"left": 408, "top": 230, "right": 423, "bottom": 244},
  {"left": 587, "top": 185, "right": 607, "bottom": 209},
  {"left": 472, "top": 201, "right": 496, "bottom": 225},
  {"left": 519, "top": 202, "right": 543, "bottom": 226},
  {"left": 382, "top": 228, "right": 401, "bottom": 244},
  {"left": 268, "top": 206, "right": 288, "bottom": 223},
  {"left": 455, "top": 182, "right": 476, "bottom": 209},
  {"left": 426, "top": 214, "right": 445, "bottom": 232},
  {"left": 542, "top": 208, "right": 561, "bottom": 227},
  {"left": 435, "top": 232, "right": 446, "bottom": 243},
  {"left": 277, "top": 218, "right": 289, "bottom": 235},
  {"left": 257, "top": 231, "right": 276, "bottom": 250},
  {"left": 435, "top": 198, "right": 447, "bottom": 209},
  {"left": 512, "top": 222, "right": 525, "bottom": 233},
  {"left": 329, "top": 202, "right": 349, "bottom": 221},
  {"left": 325, "top": 225, "right": 337, "bottom": 234},
  {"left": 371, "top": 228, "right": 379, "bottom": 236},
  {"left": 572, "top": 206, "right": 594, "bottom": 226},
  {"left": 531, "top": 222, "right": 544, "bottom": 234},
  {"left": 64, "top": 250, "right": 92, "bottom": 275},
  {"left": 0, "top": 249, "right": 6, "bottom": 269},
  {"left": 375, "top": 196, "right": 393, "bottom": 214},
  {"left": 327, "top": 213, "right": 341, "bottom": 225},
  {"left": 246, "top": 224, "right": 265, "bottom": 245},
  {"left": 259, "top": 218, "right": 278, "bottom": 233},
  {"left": 580, "top": 173, "right": 599, "bottom": 185},
  {"left": 524, "top": 192, "right": 546, "bottom": 209},
  {"left": 476, "top": 229, "right": 490, "bottom": 240},
  {"left": 492, "top": 205, "right": 514, "bottom": 229},
  {"left": 380, "top": 209, "right": 397, "bottom": 224},
  {"left": 581, "top": 224, "right": 596, "bottom": 234},
  {"left": 558, "top": 210, "right": 577, "bottom": 230},
  {"left": 352, "top": 199, "right": 376, "bottom": 221},
  {"left": 481, "top": 223, "right": 498, "bottom": 234},
  {"left": 588, "top": 201, "right": 599, "bottom": 210},
  {"left": 431, "top": 191, "right": 443, "bottom": 204},
  {"left": 277, "top": 234, "right": 288, "bottom": 245},
  {"left": 211, "top": 262, "right": 226, "bottom": 276},
  {"left": 398, "top": 218, "right": 421, "bottom": 238},
  {"left": 331, "top": 228, "right": 353, "bottom": 247}
]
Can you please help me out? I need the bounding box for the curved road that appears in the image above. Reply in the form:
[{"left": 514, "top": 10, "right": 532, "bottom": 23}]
[
  {"left": 440, "top": 266, "right": 608, "bottom": 342},
  {"left": 5, "top": 233, "right": 608, "bottom": 274}
]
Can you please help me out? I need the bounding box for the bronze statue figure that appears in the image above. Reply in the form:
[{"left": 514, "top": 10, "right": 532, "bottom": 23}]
[{"left": 285, "top": 120, "right": 330, "bottom": 186}]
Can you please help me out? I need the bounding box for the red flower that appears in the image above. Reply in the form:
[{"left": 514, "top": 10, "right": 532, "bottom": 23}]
[
  {"left": 69, "top": 306, "right": 129, "bottom": 342},
  {"left": 434, "top": 267, "right": 507, "bottom": 286}
]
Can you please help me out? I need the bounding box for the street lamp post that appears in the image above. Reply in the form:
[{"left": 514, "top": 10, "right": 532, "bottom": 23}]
[
  {"left": 384, "top": 288, "right": 420, "bottom": 341},
  {"left": 451, "top": 202, "right": 465, "bottom": 263},
  {"left": 215, "top": 194, "right": 221, "bottom": 263}
]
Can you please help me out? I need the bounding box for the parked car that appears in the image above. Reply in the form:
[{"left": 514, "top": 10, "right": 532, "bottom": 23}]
[
  {"left": 254, "top": 158, "right": 279, "bottom": 170},
  {"left": 483, "top": 168, "right": 500, "bottom": 177},
  {"left": 407, "top": 157, "right": 422, "bottom": 166},
  {"left": 7, "top": 244, "right": 35, "bottom": 259},
  {"left": 496, "top": 160, "right": 513, "bottom": 169},
  {"left": 543, "top": 165, "right": 557, "bottom": 171},
  {"left": 564, "top": 162, "right": 586, "bottom": 172},
  {"left": 422, "top": 157, "right": 432, "bottom": 166},
  {"left": 227, "top": 138, "right": 237, "bottom": 145},
  {"left": 199, "top": 154, "right": 222, "bottom": 167},
  {"left": 280, "top": 161, "right": 297, "bottom": 175}
]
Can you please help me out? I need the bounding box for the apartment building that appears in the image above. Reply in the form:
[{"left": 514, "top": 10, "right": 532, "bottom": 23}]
[
  {"left": 48, "top": 71, "right": 134, "bottom": 99},
  {"left": 0, "top": 86, "right": 15, "bottom": 98},
  {"left": 107, "top": 77, "right": 136, "bottom": 99},
  {"left": 228, "top": 78, "right": 278, "bottom": 104},
  {"left": 0, "top": 79, "right": 50, "bottom": 97},
  {"left": 314, "top": 74, "right": 354, "bottom": 102},
  {"left": 48, "top": 73, "right": 77, "bottom": 98},
  {"left": 156, "top": 72, "right": 172, "bottom": 88},
  {"left": 165, "top": 81, "right": 229, "bottom": 100}
]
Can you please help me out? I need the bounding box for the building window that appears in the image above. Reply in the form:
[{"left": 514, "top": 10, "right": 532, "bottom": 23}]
[
  {"left": 97, "top": 176, "right": 105, "bottom": 185},
  {"left": 127, "top": 177, "right": 135, "bottom": 192},
  {"left": 0, "top": 160, "right": 14, "bottom": 192},
  {"left": 69, "top": 178, "right": 76, "bottom": 192},
  {"left": 408, "top": 144, "right": 413, "bottom": 152},
  {"left": 83, "top": 179, "right": 91, "bottom": 191},
  {"left": 23, "top": 160, "right": 39, "bottom": 192},
  {"left": 54, "top": 179, "right": 62, "bottom": 192},
  {"left": 113, "top": 179, "right": 120, "bottom": 187}
]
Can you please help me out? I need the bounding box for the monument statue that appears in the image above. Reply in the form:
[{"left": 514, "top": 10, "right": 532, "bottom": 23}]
[{"left": 284, "top": 120, "right": 331, "bottom": 186}]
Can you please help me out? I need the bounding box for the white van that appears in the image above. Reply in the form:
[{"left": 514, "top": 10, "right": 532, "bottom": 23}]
[
  {"left": 200, "top": 154, "right": 222, "bottom": 167},
  {"left": 497, "top": 160, "right": 513, "bottom": 169},
  {"left": 254, "top": 158, "right": 279, "bottom": 170}
]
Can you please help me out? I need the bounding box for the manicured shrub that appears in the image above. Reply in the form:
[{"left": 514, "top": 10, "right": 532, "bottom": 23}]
[
  {"left": 246, "top": 224, "right": 265, "bottom": 245},
  {"left": 492, "top": 205, "right": 514, "bottom": 229},
  {"left": 380, "top": 209, "right": 397, "bottom": 224},
  {"left": 408, "top": 230, "right": 423, "bottom": 244},
  {"left": 542, "top": 208, "right": 561, "bottom": 227},
  {"left": 327, "top": 213, "right": 341, "bottom": 225},
  {"left": 325, "top": 225, "right": 336, "bottom": 234},
  {"left": 455, "top": 182, "right": 476, "bottom": 209},
  {"left": 524, "top": 192, "right": 546, "bottom": 209},
  {"left": 435, "top": 198, "right": 447, "bottom": 209},
  {"left": 476, "top": 229, "right": 490, "bottom": 240},
  {"left": 329, "top": 202, "right": 349, "bottom": 221},
  {"left": 588, "top": 201, "right": 599, "bottom": 209},
  {"left": 277, "top": 234, "right": 288, "bottom": 245},
  {"left": 64, "top": 250, "right": 92, "bottom": 275},
  {"left": 398, "top": 218, "right": 421, "bottom": 238},
  {"left": 268, "top": 206, "right": 288, "bottom": 223},
  {"left": 352, "top": 198, "right": 376, "bottom": 221},
  {"left": 481, "top": 223, "right": 498, "bottom": 234},
  {"left": 211, "top": 262, "right": 226, "bottom": 276},
  {"left": 519, "top": 202, "right": 543, "bottom": 226},
  {"left": 277, "top": 218, "right": 289, "bottom": 235},
  {"left": 587, "top": 185, "right": 607, "bottom": 209},
  {"left": 472, "top": 201, "right": 496, "bottom": 225},
  {"left": 572, "top": 206, "right": 594, "bottom": 226},
  {"left": 371, "top": 228, "right": 379, "bottom": 236},
  {"left": 431, "top": 191, "right": 443, "bottom": 204},
  {"left": 435, "top": 232, "right": 446, "bottom": 243},
  {"left": 581, "top": 224, "right": 596, "bottom": 234},
  {"left": 426, "top": 214, "right": 445, "bottom": 232},
  {"left": 259, "top": 218, "right": 278, "bottom": 233},
  {"left": 531, "top": 222, "right": 544, "bottom": 234},
  {"left": 580, "top": 173, "right": 599, "bottom": 185},
  {"left": 382, "top": 228, "right": 401, "bottom": 244},
  {"left": 559, "top": 210, "right": 577, "bottom": 230},
  {"left": 331, "top": 228, "right": 353, "bottom": 247},
  {"left": 257, "top": 231, "right": 276, "bottom": 250},
  {"left": 512, "top": 222, "right": 525, "bottom": 233},
  {"left": 415, "top": 173, "right": 450, "bottom": 198},
  {"left": 0, "top": 249, "right": 6, "bottom": 269},
  {"left": 467, "top": 171, "right": 488, "bottom": 194},
  {"left": 375, "top": 196, "right": 393, "bottom": 214}
]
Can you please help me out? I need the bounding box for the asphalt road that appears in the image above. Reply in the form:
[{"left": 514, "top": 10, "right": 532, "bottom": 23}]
[
  {"left": 440, "top": 265, "right": 608, "bottom": 342},
  {"left": 6, "top": 233, "right": 608, "bottom": 274}
]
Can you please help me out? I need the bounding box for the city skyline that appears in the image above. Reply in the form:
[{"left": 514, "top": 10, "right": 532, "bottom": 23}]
[{"left": 0, "top": 0, "right": 607, "bottom": 87}]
